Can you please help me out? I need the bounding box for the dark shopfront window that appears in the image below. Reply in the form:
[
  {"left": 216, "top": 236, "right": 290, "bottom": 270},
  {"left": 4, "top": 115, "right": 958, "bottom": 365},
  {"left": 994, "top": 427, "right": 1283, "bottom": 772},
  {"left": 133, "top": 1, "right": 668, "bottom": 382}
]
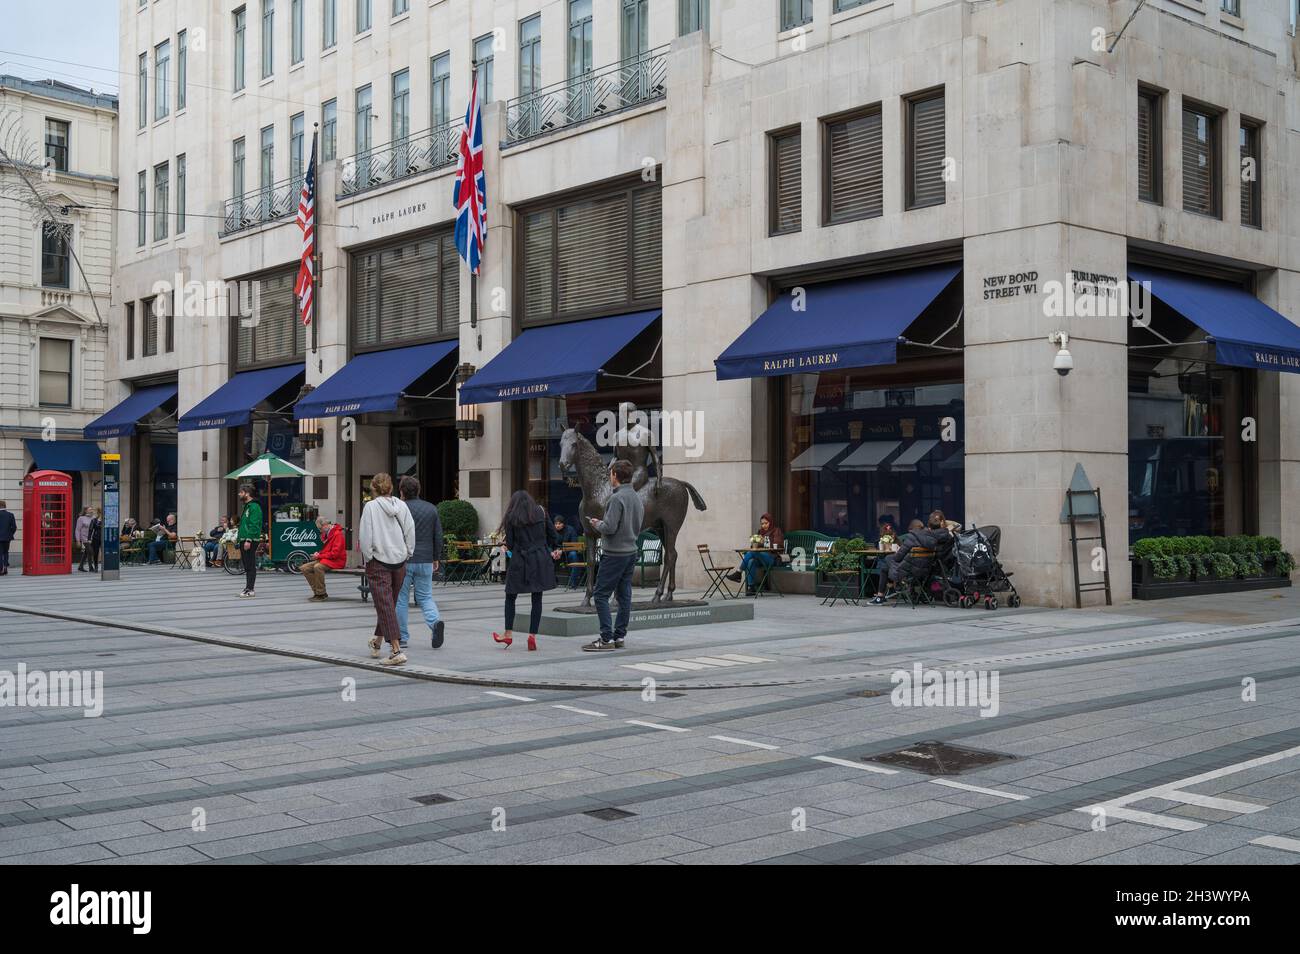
[
  {"left": 1128, "top": 360, "right": 1253, "bottom": 544},
  {"left": 150, "top": 442, "right": 178, "bottom": 524},
  {"left": 777, "top": 356, "right": 964, "bottom": 537}
]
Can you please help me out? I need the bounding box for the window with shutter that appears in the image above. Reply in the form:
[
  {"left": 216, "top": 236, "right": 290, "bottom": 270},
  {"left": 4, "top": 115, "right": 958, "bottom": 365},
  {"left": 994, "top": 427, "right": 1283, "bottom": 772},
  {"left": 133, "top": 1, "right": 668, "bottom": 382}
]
[
  {"left": 631, "top": 189, "right": 661, "bottom": 301},
  {"left": 825, "top": 110, "right": 882, "bottom": 224},
  {"left": 523, "top": 211, "right": 554, "bottom": 321},
  {"left": 349, "top": 228, "right": 458, "bottom": 349},
  {"left": 907, "top": 91, "right": 945, "bottom": 209},
  {"left": 519, "top": 182, "right": 661, "bottom": 325},
  {"left": 1137, "top": 89, "right": 1161, "bottom": 204},
  {"left": 142, "top": 296, "right": 158, "bottom": 357},
  {"left": 770, "top": 129, "right": 801, "bottom": 234},
  {"left": 1239, "top": 120, "right": 1261, "bottom": 229},
  {"left": 1181, "top": 103, "right": 1218, "bottom": 218}
]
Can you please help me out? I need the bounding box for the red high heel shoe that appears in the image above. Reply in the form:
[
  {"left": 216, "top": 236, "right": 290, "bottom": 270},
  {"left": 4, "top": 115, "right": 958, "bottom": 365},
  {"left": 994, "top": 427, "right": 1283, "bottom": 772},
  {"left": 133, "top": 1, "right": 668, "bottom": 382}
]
[
  {"left": 527, "top": 634, "right": 538, "bottom": 651},
  {"left": 492, "top": 632, "right": 513, "bottom": 649}
]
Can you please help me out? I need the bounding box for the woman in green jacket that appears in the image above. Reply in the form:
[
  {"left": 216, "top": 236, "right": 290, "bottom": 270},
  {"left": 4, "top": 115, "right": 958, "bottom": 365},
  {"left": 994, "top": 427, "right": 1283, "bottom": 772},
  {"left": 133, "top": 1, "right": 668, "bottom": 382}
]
[{"left": 236, "top": 483, "right": 263, "bottom": 598}]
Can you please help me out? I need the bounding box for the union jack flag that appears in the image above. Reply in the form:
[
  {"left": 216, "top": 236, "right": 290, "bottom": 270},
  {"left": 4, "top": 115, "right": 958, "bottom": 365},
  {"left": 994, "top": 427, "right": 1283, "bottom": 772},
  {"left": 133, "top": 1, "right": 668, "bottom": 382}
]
[
  {"left": 294, "top": 138, "right": 317, "bottom": 326},
  {"left": 453, "top": 71, "right": 486, "bottom": 275}
]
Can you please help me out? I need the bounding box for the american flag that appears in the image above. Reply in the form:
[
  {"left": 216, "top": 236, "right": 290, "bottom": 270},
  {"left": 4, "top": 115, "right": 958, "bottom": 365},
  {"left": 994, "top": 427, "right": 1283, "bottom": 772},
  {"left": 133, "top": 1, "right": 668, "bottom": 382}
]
[
  {"left": 294, "top": 138, "right": 317, "bottom": 326},
  {"left": 453, "top": 71, "right": 486, "bottom": 274}
]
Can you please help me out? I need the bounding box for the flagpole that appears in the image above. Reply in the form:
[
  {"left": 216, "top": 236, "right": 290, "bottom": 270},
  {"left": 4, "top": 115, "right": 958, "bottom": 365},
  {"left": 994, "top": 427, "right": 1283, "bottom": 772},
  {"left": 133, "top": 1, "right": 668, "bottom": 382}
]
[
  {"left": 310, "top": 125, "right": 320, "bottom": 356},
  {"left": 468, "top": 67, "right": 479, "bottom": 334}
]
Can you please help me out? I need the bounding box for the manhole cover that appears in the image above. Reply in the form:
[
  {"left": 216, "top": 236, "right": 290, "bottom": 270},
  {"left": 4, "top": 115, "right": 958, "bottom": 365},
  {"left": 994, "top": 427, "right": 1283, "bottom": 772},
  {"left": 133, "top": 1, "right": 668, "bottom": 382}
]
[
  {"left": 411, "top": 793, "right": 456, "bottom": 805},
  {"left": 659, "top": 691, "right": 685, "bottom": 698},
  {"left": 847, "top": 689, "right": 886, "bottom": 698},
  {"left": 867, "top": 741, "right": 1015, "bottom": 776},
  {"left": 584, "top": 807, "right": 636, "bottom": 821}
]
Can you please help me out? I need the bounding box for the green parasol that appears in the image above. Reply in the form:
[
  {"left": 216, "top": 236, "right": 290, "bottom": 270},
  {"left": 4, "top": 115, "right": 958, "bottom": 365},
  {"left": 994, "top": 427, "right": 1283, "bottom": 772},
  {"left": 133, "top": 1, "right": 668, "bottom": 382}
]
[{"left": 225, "top": 453, "right": 313, "bottom": 559}]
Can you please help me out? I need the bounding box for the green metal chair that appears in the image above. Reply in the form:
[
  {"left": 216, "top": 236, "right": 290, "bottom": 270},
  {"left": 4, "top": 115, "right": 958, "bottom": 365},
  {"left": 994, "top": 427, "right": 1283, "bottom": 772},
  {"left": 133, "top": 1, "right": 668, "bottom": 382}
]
[{"left": 635, "top": 530, "right": 662, "bottom": 586}]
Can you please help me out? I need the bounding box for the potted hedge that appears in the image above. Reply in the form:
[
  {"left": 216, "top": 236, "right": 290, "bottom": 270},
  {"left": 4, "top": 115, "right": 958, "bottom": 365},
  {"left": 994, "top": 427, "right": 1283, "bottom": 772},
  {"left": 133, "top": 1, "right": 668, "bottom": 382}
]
[{"left": 1131, "top": 534, "right": 1293, "bottom": 598}]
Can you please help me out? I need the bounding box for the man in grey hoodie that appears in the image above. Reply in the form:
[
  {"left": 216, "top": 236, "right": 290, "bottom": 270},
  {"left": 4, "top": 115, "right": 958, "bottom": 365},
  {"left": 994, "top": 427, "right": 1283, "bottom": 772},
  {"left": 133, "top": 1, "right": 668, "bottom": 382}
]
[{"left": 583, "top": 459, "right": 645, "bottom": 652}]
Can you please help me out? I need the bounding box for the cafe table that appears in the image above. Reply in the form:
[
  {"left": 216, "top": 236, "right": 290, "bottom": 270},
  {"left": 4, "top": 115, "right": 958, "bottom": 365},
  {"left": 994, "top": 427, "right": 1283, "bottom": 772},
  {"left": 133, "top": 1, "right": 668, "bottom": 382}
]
[
  {"left": 733, "top": 547, "right": 784, "bottom": 597},
  {"left": 851, "top": 548, "right": 895, "bottom": 600}
]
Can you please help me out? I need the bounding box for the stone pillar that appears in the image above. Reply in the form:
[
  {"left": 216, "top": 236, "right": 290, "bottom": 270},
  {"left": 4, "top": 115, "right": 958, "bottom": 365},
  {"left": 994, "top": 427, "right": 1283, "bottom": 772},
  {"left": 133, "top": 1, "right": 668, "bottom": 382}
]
[
  {"left": 661, "top": 31, "right": 769, "bottom": 591},
  {"left": 964, "top": 224, "right": 1131, "bottom": 607}
]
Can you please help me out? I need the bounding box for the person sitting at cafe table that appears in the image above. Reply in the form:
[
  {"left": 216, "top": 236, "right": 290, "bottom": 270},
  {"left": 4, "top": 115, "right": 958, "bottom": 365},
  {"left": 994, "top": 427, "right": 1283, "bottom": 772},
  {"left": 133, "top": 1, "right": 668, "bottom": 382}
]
[
  {"left": 877, "top": 521, "right": 899, "bottom": 552},
  {"left": 203, "top": 516, "right": 230, "bottom": 566},
  {"left": 301, "top": 516, "right": 348, "bottom": 601},
  {"left": 146, "top": 513, "right": 178, "bottom": 564},
  {"left": 870, "top": 511, "right": 953, "bottom": 605},
  {"left": 727, "top": 512, "right": 785, "bottom": 596},
  {"left": 552, "top": 513, "right": 584, "bottom": 589}
]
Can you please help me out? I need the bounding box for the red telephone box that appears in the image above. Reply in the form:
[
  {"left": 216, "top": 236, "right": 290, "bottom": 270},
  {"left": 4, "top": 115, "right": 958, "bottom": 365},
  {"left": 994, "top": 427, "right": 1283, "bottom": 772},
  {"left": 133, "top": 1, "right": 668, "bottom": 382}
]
[{"left": 22, "top": 469, "right": 73, "bottom": 576}]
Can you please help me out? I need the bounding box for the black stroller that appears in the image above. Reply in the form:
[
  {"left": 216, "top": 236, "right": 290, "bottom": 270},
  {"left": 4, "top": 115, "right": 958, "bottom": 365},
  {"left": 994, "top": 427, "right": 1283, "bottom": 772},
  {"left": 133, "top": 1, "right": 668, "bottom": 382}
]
[{"left": 935, "top": 525, "right": 1021, "bottom": 610}]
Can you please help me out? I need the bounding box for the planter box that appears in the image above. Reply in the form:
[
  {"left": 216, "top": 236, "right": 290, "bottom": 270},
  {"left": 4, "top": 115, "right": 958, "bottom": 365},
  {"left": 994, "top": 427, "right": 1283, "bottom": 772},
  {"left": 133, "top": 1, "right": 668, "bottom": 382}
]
[{"left": 1131, "top": 557, "right": 1292, "bottom": 600}]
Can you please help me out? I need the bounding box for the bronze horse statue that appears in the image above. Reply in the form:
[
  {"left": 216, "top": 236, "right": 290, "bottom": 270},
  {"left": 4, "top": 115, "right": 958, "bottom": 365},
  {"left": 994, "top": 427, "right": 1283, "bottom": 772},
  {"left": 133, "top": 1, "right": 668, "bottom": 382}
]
[{"left": 559, "top": 428, "right": 706, "bottom": 607}]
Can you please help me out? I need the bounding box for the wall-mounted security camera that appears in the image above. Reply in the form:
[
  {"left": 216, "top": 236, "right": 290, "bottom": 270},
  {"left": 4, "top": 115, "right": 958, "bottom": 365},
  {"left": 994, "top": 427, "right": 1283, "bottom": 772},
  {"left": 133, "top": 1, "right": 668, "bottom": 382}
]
[{"left": 1049, "top": 332, "right": 1073, "bottom": 377}]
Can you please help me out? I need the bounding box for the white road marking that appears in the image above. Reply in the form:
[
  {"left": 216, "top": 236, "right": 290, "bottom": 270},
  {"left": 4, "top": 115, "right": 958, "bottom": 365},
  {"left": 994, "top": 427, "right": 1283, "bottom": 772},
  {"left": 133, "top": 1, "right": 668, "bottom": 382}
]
[
  {"left": 1160, "top": 790, "right": 1267, "bottom": 814},
  {"left": 626, "top": 719, "right": 690, "bottom": 733},
  {"left": 653, "top": 659, "right": 712, "bottom": 670},
  {"left": 1250, "top": 835, "right": 1300, "bottom": 854},
  {"left": 1083, "top": 806, "right": 1205, "bottom": 831},
  {"left": 714, "top": 653, "right": 773, "bottom": 664},
  {"left": 484, "top": 690, "right": 535, "bottom": 702},
  {"left": 812, "top": 755, "right": 898, "bottom": 775},
  {"left": 552, "top": 704, "right": 607, "bottom": 717},
  {"left": 622, "top": 663, "right": 684, "bottom": 674},
  {"left": 1079, "top": 742, "right": 1300, "bottom": 831},
  {"left": 709, "top": 735, "right": 780, "bottom": 751},
  {"left": 929, "top": 779, "right": 1028, "bottom": 800},
  {"left": 686, "top": 656, "right": 747, "bottom": 667}
]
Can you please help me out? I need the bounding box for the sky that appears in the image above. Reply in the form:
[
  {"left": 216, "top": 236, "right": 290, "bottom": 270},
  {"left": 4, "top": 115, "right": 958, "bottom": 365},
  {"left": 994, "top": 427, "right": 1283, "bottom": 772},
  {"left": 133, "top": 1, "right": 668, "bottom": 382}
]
[{"left": 0, "top": 0, "right": 120, "bottom": 95}]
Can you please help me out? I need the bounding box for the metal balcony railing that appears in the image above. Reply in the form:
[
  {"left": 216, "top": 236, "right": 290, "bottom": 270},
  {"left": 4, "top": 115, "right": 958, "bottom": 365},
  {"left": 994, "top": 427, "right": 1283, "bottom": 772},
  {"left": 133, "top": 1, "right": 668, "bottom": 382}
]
[
  {"left": 221, "top": 174, "right": 304, "bottom": 236},
  {"left": 337, "top": 120, "right": 462, "bottom": 198},
  {"left": 505, "top": 46, "right": 668, "bottom": 145}
]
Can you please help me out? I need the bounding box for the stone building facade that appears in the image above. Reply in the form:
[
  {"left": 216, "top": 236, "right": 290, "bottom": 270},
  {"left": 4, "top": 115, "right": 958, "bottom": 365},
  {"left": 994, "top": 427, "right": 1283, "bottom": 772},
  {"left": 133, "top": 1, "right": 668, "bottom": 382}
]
[
  {"left": 0, "top": 75, "right": 117, "bottom": 564},
  {"left": 105, "top": 0, "right": 1300, "bottom": 604}
]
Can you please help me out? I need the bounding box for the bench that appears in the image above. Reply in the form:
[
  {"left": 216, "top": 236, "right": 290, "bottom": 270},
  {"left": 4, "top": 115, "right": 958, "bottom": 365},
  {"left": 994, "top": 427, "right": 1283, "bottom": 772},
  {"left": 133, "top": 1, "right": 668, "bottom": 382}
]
[{"left": 330, "top": 567, "right": 371, "bottom": 601}]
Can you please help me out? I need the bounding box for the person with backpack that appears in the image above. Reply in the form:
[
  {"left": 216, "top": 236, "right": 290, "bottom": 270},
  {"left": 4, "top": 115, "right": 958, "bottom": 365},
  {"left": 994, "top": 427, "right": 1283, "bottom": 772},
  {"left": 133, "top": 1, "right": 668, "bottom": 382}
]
[
  {"left": 75, "top": 508, "right": 94, "bottom": 571},
  {"left": 236, "top": 484, "right": 263, "bottom": 598},
  {"left": 360, "top": 473, "right": 415, "bottom": 666},
  {"left": 396, "top": 476, "right": 445, "bottom": 650},
  {"left": 492, "top": 490, "right": 560, "bottom": 652},
  {"left": 86, "top": 507, "right": 103, "bottom": 572}
]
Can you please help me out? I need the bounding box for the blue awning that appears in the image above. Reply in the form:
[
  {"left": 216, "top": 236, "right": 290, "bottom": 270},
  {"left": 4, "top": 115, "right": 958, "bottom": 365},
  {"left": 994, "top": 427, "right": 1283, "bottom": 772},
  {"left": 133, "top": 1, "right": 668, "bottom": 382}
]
[
  {"left": 179, "top": 363, "right": 304, "bottom": 431},
  {"left": 1130, "top": 266, "right": 1300, "bottom": 373},
  {"left": 294, "top": 340, "right": 459, "bottom": 419},
  {"left": 715, "top": 264, "right": 961, "bottom": 380},
  {"left": 460, "top": 310, "right": 661, "bottom": 405},
  {"left": 25, "top": 439, "right": 103, "bottom": 472},
  {"left": 83, "top": 383, "right": 178, "bottom": 439}
]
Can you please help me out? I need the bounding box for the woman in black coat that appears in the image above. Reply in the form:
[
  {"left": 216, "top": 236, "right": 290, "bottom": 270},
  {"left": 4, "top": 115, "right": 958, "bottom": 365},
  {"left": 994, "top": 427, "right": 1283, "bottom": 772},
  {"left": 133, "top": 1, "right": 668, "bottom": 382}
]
[{"left": 493, "top": 490, "right": 560, "bottom": 651}]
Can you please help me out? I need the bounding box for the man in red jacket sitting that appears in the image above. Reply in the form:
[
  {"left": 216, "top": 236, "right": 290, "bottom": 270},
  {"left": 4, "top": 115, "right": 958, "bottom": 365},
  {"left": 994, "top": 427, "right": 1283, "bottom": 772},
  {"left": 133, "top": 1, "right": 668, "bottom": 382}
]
[{"left": 302, "top": 517, "right": 348, "bottom": 601}]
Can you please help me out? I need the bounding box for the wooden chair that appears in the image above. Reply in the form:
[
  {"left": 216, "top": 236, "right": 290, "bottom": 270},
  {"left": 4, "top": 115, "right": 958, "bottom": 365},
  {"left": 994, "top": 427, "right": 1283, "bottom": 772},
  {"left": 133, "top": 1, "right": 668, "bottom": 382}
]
[{"left": 698, "top": 544, "right": 739, "bottom": 600}]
